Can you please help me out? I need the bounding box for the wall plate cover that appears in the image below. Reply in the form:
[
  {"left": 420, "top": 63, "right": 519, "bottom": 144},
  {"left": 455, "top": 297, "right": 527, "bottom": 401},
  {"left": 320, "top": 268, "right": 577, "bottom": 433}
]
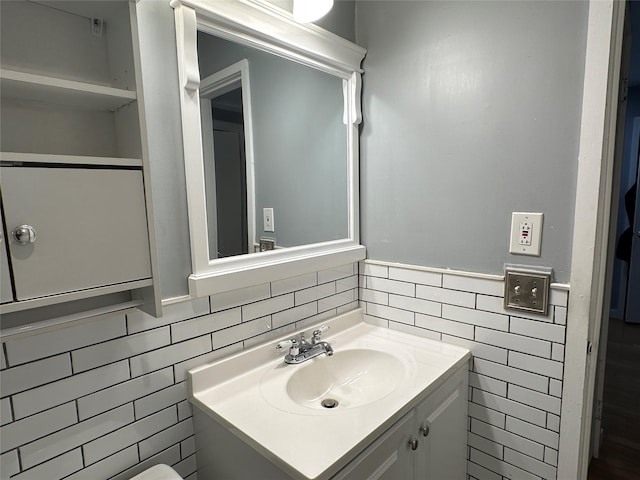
[
  {"left": 504, "top": 266, "right": 552, "bottom": 315},
  {"left": 259, "top": 238, "right": 275, "bottom": 251},
  {"left": 509, "top": 212, "right": 543, "bottom": 256},
  {"left": 263, "top": 207, "right": 274, "bottom": 232}
]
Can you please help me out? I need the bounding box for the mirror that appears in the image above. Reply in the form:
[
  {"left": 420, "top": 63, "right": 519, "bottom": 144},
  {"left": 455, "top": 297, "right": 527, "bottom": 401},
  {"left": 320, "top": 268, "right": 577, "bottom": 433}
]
[
  {"left": 198, "top": 33, "right": 349, "bottom": 260},
  {"left": 172, "top": 0, "right": 366, "bottom": 297}
]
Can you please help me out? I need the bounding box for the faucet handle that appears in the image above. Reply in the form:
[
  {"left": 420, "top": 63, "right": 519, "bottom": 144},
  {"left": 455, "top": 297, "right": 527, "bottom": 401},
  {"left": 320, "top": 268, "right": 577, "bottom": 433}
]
[
  {"left": 313, "top": 325, "right": 329, "bottom": 337},
  {"left": 276, "top": 339, "right": 299, "bottom": 356},
  {"left": 276, "top": 339, "right": 294, "bottom": 351}
]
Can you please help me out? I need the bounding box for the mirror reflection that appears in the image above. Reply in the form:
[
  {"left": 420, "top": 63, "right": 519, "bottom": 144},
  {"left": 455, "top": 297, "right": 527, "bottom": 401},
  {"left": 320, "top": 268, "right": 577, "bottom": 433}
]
[{"left": 197, "top": 31, "right": 349, "bottom": 261}]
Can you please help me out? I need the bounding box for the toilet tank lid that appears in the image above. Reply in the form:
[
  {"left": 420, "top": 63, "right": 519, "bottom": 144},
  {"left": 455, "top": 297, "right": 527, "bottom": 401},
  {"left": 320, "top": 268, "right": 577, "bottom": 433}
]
[{"left": 129, "top": 464, "right": 183, "bottom": 480}]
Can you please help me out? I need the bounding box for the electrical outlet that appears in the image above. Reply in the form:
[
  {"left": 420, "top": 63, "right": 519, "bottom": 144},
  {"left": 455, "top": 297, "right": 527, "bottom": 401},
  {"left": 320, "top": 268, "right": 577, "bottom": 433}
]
[
  {"left": 509, "top": 212, "right": 543, "bottom": 256},
  {"left": 263, "top": 208, "right": 274, "bottom": 232},
  {"left": 91, "top": 18, "right": 103, "bottom": 37},
  {"left": 504, "top": 267, "right": 551, "bottom": 315}
]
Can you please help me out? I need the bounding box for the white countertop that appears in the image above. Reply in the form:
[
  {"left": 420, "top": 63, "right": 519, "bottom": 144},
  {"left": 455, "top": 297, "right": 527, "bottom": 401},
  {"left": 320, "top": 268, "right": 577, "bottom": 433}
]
[{"left": 188, "top": 308, "right": 471, "bottom": 480}]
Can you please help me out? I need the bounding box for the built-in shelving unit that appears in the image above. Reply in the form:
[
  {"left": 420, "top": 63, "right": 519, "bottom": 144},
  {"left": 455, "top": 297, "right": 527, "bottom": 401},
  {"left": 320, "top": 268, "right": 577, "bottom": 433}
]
[
  {"left": 0, "top": 0, "right": 161, "bottom": 323},
  {"left": 0, "top": 69, "right": 137, "bottom": 111},
  {"left": 0, "top": 151, "right": 143, "bottom": 168}
]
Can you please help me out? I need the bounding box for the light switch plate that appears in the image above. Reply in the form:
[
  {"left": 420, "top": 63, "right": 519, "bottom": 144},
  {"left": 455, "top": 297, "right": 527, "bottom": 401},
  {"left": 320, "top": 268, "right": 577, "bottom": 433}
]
[
  {"left": 504, "top": 267, "right": 551, "bottom": 315},
  {"left": 263, "top": 208, "right": 274, "bottom": 232},
  {"left": 509, "top": 212, "right": 543, "bottom": 256}
]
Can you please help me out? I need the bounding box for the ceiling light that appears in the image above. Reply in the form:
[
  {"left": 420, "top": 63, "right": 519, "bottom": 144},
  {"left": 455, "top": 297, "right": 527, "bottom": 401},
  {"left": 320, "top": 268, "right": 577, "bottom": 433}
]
[{"left": 293, "top": 0, "right": 334, "bottom": 23}]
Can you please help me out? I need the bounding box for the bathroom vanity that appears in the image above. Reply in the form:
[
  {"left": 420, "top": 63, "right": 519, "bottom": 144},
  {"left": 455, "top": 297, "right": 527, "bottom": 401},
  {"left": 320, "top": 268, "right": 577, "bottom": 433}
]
[{"left": 188, "top": 309, "right": 470, "bottom": 480}]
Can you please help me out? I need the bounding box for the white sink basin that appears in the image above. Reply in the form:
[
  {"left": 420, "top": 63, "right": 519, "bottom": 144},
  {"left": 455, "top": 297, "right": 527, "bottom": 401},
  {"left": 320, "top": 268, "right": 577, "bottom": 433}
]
[
  {"left": 284, "top": 349, "right": 405, "bottom": 409},
  {"left": 188, "top": 308, "right": 470, "bottom": 480}
]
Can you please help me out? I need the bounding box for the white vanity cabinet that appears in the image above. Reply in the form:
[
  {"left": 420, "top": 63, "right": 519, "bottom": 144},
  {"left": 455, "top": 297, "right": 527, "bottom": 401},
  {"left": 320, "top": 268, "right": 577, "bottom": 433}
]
[
  {"left": 0, "top": 0, "right": 160, "bottom": 318},
  {"left": 191, "top": 361, "right": 469, "bottom": 480},
  {"left": 333, "top": 364, "right": 468, "bottom": 480}
]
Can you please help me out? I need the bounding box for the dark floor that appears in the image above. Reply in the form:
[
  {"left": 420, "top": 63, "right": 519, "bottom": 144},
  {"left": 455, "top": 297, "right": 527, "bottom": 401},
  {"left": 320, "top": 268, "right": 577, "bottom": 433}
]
[{"left": 588, "top": 317, "right": 640, "bottom": 480}]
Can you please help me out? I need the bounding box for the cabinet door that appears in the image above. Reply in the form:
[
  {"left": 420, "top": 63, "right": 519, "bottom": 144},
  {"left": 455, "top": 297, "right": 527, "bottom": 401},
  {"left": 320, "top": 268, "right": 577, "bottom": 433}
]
[
  {"left": 0, "top": 210, "right": 14, "bottom": 303},
  {"left": 1, "top": 167, "right": 151, "bottom": 300},
  {"left": 333, "top": 412, "right": 416, "bottom": 480},
  {"left": 415, "top": 369, "right": 468, "bottom": 480}
]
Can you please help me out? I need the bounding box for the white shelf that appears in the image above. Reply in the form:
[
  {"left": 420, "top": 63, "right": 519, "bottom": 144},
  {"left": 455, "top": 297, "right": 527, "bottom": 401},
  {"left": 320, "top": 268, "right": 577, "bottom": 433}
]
[
  {"left": 0, "top": 69, "right": 136, "bottom": 111},
  {"left": 0, "top": 152, "right": 142, "bottom": 168},
  {"left": 0, "top": 279, "right": 152, "bottom": 316}
]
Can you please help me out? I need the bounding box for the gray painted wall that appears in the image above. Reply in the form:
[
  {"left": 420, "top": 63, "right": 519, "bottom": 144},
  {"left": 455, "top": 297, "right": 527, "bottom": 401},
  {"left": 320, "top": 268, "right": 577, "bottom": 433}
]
[
  {"left": 316, "top": 1, "right": 356, "bottom": 43},
  {"left": 198, "top": 33, "right": 348, "bottom": 249},
  {"left": 356, "top": 1, "right": 588, "bottom": 283}
]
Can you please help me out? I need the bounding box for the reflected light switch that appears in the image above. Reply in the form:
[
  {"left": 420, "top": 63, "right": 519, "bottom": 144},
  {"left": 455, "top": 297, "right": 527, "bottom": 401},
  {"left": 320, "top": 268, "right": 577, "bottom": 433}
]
[{"left": 264, "top": 208, "right": 274, "bottom": 232}]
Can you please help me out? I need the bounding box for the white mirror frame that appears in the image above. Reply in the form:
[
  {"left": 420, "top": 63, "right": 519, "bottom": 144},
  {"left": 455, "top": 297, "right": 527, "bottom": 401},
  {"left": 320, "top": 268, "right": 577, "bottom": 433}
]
[{"left": 171, "top": 0, "right": 367, "bottom": 297}]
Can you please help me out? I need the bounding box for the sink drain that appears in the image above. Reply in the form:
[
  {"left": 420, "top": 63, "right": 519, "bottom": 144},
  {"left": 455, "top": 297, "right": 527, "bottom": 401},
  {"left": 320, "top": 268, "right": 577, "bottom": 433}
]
[{"left": 321, "top": 398, "right": 339, "bottom": 409}]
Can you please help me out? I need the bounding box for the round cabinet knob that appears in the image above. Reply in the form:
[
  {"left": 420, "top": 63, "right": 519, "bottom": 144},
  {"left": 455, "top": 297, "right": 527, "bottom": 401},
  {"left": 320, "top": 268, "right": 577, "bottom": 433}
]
[
  {"left": 409, "top": 438, "right": 419, "bottom": 451},
  {"left": 12, "top": 225, "right": 36, "bottom": 245},
  {"left": 421, "top": 425, "right": 430, "bottom": 437}
]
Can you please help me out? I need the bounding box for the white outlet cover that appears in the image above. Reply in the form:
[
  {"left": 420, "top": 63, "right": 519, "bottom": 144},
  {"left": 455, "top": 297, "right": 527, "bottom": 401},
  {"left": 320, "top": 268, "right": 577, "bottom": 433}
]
[{"left": 509, "top": 212, "right": 543, "bottom": 256}]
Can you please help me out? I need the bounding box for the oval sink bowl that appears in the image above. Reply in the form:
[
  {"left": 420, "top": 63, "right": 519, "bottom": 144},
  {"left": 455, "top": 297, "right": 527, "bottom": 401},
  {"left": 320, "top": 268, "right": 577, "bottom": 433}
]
[{"left": 285, "top": 349, "right": 405, "bottom": 409}]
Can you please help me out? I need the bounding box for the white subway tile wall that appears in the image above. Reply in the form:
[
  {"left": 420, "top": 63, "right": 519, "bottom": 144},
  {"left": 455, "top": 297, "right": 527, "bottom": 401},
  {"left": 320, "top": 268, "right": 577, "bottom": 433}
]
[
  {"left": 1, "top": 260, "right": 565, "bottom": 480},
  {"left": 0, "top": 264, "right": 358, "bottom": 480},
  {"left": 359, "top": 261, "right": 567, "bottom": 480}
]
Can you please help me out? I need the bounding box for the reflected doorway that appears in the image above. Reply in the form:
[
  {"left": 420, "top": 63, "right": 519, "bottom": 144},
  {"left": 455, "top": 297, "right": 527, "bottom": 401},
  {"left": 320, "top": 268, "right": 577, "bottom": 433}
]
[
  {"left": 211, "top": 89, "right": 248, "bottom": 258},
  {"left": 199, "top": 59, "right": 256, "bottom": 260}
]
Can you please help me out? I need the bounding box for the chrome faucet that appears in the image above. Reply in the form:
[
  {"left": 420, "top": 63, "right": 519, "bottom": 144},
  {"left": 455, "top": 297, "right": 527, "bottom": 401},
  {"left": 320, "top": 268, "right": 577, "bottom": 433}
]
[{"left": 276, "top": 325, "right": 333, "bottom": 364}]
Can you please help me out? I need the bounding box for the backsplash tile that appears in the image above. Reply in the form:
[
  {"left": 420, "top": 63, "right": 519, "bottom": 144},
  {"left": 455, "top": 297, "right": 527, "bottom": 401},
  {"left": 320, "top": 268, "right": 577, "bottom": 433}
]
[
  {"left": 11, "top": 449, "right": 83, "bottom": 480},
  {"left": 443, "top": 304, "right": 509, "bottom": 331},
  {"left": 138, "top": 418, "right": 193, "bottom": 461},
  {"left": 317, "top": 263, "right": 356, "bottom": 283},
  {"left": 0, "top": 398, "right": 12, "bottom": 426},
  {"left": 82, "top": 406, "right": 178, "bottom": 466},
  {"left": 77, "top": 367, "right": 173, "bottom": 421},
  {"left": 19, "top": 403, "right": 134, "bottom": 469},
  {"left": 1, "top": 260, "right": 564, "bottom": 479},
  {"left": 0, "top": 353, "right": 72, "bottom": 396},
  {"left": 473, "top": 358, "right": 548, "bottom": 393},
  {"left": 0, "top": 450, "right": 20, "bottom": 478},
  {"left": 442, "top": 274, "right": 503, "bottom": 296},
  {"left": 209, "top": 283, "right": 270, "bottom": 312},
  {"left": 134, "top": 382, "right": 188, "bottom": 420},
  {"left": 271, "top": 272, "right": 317, "bottom": 296},
  {"left": 0, "top": 402, "right": 78, "bottom": 453},
  {"left": 63, "top": 445, "right": 138, "bottom": 480},
  {"left": 127, "top": 298, "right": 210, "bottom": 334},
  {"left": 389, "top": 265, "right": 442, "bottom": 286},
  {"left": 388, "top": 293, "right": 441, "bottom": 317},
  {"left": 129, "top": 336, "right": 212, "bottom": 378},
  {"left": 1, "top": 346, "right": 6, "bottom": 370},
  {"left": 171, "top": 310, "right": 240, "bottom": 343},
  {"left": 4, "top": 315, "right": 126, "bottom": 366},
  {"left": 12, "top": 361, "right": 130, "bottom": 419},
  {"left": 359, "top": 260, "right": 567, "bottom": 480},
  {"left": 72, "top": 327, "right": 171, "bottom": 373},
  {"left": 0, "top": 263, "right": 358, "bottom": 479},
  {"left": 416, "top": 284, "right": 475, "bottom": 308},
  {"left": 294, "top": 282, "right": 335, "bottom": 305}
]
